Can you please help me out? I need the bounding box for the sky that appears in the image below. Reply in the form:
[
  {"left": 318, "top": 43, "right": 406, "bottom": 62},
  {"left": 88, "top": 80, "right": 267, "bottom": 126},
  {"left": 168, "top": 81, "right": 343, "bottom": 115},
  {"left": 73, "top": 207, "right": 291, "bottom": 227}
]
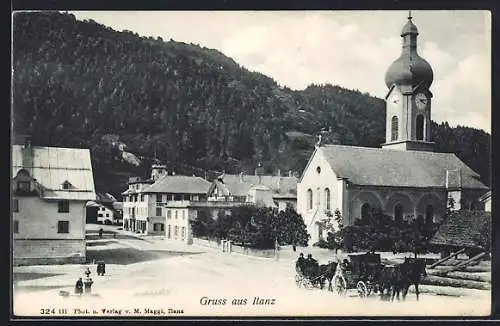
[{"left": 71, "top": 11, "right": 491, "bottom": 133}]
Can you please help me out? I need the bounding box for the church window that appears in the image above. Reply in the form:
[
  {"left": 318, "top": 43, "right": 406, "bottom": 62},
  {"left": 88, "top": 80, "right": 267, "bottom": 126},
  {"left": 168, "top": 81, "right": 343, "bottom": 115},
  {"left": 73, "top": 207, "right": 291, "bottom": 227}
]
[
  {"left": 307, "top": 189, "right": 313, "bottom": 210},
  {"left": 316, "top": 166, "right": 321, "bottom": 174},
  {"left": 361, "top": 203, "right": 371, "bottom": 220},
  {"left": 416, "top": 115, "right": 424, "bottom": 140},
  {"left": 324, "top": 188, "right": 331, "bottom": 210},
  {"left": 425, "top": 205, "right": 434, "bottom": 224},
  {"left": 391, "top": 116, "right": 398, "bottom": 141},
  {"left": 394, "top": 204, "right": 403, "bottom": 223}
]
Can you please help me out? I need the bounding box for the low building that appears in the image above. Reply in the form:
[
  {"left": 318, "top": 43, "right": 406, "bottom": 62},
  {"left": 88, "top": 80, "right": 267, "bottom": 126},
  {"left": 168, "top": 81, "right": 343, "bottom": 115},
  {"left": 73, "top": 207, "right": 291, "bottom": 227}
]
[
  {"left": 122, "top": 164, "right": 211, "bottom": 235},
  {"left": 12, "top": 140, "right": 96, "bottom": 265},
  {"left": 208, "top": 169, "right": 298, "bottom": 216},
  {"left": 430, "top": 210, "right": 491, "bottom": 257}
]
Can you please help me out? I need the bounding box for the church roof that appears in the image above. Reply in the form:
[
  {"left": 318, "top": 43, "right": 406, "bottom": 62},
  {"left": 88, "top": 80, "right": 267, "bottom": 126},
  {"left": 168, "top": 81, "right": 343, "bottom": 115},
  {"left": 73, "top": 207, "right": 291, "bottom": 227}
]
[
  {"left": 429, "top": 210, "right": 491, "bottom": 249},
  {"left": 319, "top": 144, "right": 488, "bottom": 189}
]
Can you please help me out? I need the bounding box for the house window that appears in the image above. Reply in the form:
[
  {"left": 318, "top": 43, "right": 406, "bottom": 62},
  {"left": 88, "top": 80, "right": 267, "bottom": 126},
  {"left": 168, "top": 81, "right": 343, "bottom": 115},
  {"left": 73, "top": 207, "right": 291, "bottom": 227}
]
[
  {"left": 174, "top": 225, "right": 179, "bottom": 237},
  {"left": 167, "top": 210, "right": 171, "bottom": 219},
  {"left": 141, "top": 194, "right": 144, "bottom": 201},
  {"left": 13, "top": 199, "right": 19, "bottom": 213},
  {"left": 425, "top": 205, "right": 434, "bottom": 224},
  {"left": 394, "top": 204, "right": 403, "bottom": 223},
  {"left": 182, "top": 211, "right": 186, "bottom": 220},
  {"left": 58, "top": 200, "right": 70, "bottom": 213},
  {"left": 156, "top": 193, "right": 162, "bottom": 203},
  {"left": 307, "top": 189, "right": 313, "bottom": 210},
  {"left": 62, "top": 181, "right": 71, "bottom": 190},
  {"left": 174, "top": 194, "right": 182, "bottom": 201},
  {"left": 156, "top": 207, "right": 162, "bottom": 217},
  {"left": 193, "top": 195, "right": 199, "bottom": 201},
  {"left": 416, "top": 115, "right": 424, "bottom": 141},
  {"left": 154, "top": 223, "right": 163, "bottom": 231},
  {"left": 361, "top": 203, "right": 371, "bottom": 220},
  {"left": 14, "top": 220, "right": 19, "bottom": 234},
  {"left": 391, "top": 116, "right": 398, "bottom": 141},
  {"left": 57, "top": 220, "right": 69, "bottom": 233},
  {"left": 175, "top": 211, "right": 178, "bottom": 219},
  {"left": 17, "top": 181, "right": 30, "bottom": 192},
  {"left": 324, "top": 188, "right": 331, "bottom": 210},
  {"left": 98, "top": 213, "right": 103, "bottom": 217},
  {"left": 181, "top": 226, "right": 186, "bottom": 239},
  {"left": 316, "top": 166, "right": 321, "bottom": 174},
  {"left": 106, "top": 213, "right": 109, "bottom": 217},
  {"left": 167, "top": 225, "right": 171, "bottom": 238}
]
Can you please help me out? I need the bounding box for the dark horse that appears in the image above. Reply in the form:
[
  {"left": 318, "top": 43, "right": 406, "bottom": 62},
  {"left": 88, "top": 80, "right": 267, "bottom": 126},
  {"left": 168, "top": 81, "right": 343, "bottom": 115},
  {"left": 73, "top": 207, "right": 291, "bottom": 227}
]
[
  {"left": 399, "top": 257, "right": 428, "bottom": 301},
  {"left": 376, "top": 264, "right": 405, "bottom": 301},
  {"left": 318, "top": 261, "right": 338, "bottom": 291}
]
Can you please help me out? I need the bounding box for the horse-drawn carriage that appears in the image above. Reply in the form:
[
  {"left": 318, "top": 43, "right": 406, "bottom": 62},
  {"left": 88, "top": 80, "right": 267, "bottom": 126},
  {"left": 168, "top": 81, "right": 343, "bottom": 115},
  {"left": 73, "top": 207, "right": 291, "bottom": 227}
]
[
  {"left": 333, "top": 252, "right": 383, "bottom": 298},
  {"left": 295, "top": 257, "right": 338, "bottom": 290}
]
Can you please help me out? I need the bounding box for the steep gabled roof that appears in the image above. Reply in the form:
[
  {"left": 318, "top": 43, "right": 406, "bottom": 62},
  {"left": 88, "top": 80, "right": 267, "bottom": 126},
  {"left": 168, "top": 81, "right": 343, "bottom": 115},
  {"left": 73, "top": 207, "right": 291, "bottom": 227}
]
[
  {"left": 216, "top": 174, "right": 298, "bottom": 197},
  {"left": 430, "top": 210, "right": 491, "bottom": 249},
  {"left": 12, "top": 145, "right": 96, "bottom": 201},
  {"left": 142, "top": 175, "right": 211, "bottom": 194},
  {"left": 319, "top": 144, "right": 488, "bottom": 189}
]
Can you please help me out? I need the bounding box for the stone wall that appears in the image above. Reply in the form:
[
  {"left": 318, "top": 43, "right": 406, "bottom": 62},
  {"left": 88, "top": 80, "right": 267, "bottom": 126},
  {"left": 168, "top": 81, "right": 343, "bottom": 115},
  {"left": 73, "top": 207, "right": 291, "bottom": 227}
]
[{"left": 13, "top": 239, "right": 86, "bottom": 266}]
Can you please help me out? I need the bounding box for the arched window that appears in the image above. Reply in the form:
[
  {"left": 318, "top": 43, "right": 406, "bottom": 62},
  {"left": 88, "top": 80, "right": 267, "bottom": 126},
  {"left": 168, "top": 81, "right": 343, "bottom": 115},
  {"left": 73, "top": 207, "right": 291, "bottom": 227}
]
[
  {"left": 391, "top": 116, "right": 399, "bottom": 141},
  {"left": 324, "top": 188, "right": 331, "bottom": 210},
  {"left": 416, "top": 115, "right": 424, "bottom": 140},
  {"left": 361, "top": 203, "right": 371, "bottom": 220},
  {"left": 307, "top": 189, "right": 313, "bottom": 210},
  {"left": 394, "top": 203, "right": 403, "bottom": 223},
  {"left": 425, "top": 205, "right": 434, "bottom": 224}
]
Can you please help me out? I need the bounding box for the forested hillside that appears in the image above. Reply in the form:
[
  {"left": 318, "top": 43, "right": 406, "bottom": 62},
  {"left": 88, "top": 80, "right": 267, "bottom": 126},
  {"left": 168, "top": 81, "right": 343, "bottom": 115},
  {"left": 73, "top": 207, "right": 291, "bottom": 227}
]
[{"left": 12, "top": 12, "right": 491, "bottom": 197}]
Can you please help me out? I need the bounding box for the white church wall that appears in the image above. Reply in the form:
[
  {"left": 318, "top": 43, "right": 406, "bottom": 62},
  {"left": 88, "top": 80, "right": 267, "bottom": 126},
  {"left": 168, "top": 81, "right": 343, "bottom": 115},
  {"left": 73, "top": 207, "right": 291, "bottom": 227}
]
[{"left": 297, "top": 149, "right": 340, "bottom": 244}]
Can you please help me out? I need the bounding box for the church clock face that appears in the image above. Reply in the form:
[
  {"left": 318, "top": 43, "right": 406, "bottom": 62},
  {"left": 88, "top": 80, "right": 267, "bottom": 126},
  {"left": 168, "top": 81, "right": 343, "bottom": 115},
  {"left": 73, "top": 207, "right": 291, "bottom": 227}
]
[{"left": 415, "top": 92, "right": 428, "bottom": 109}]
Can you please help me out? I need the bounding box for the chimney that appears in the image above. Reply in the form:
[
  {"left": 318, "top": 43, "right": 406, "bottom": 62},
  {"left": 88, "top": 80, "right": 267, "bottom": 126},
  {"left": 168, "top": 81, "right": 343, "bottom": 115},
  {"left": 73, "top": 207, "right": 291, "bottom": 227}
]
[
  {"left": 277, "top": 169, "right": 281, "bottom": 189},
  {"left": 21, "top": 135, "right": 34, "bottom": 173},
  {"left": 446, "top": 169, "right": 462, "bottom": 211}
]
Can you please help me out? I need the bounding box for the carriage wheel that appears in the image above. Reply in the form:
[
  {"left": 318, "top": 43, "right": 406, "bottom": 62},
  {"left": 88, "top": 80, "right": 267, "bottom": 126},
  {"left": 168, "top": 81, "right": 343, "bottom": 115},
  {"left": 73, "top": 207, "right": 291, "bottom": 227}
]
[
  {"left": 295, "top": 275, "right": 302, "bottom": 288},
  {"left": 357, "top": 281, "right": 368, "bottom": 298},
  {"left": 303, "top": 278, "right": 314, "bottom": 290},
  {"left": 334, "top": 275, "right": 347, "bottom": 296}
]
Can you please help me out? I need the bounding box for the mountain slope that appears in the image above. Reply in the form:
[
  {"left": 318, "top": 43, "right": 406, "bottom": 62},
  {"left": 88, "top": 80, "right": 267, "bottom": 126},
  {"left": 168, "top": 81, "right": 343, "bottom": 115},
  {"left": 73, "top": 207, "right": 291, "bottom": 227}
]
[{"left": 12, "top": 11, "right": 491, "bottom": 197}]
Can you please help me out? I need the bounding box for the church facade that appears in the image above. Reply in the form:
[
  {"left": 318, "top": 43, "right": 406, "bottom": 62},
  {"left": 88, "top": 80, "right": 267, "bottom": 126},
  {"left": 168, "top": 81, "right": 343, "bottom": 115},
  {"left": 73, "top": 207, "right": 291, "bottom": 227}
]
[{"left": 296, "top": 14, "right": 489, "bottom": 244}]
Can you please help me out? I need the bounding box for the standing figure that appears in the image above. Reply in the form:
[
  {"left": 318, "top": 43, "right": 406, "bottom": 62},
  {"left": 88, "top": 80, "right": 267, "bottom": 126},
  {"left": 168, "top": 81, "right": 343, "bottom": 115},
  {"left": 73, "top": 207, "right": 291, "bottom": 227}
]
[
  {"left": 75, "top": 277, "right": 83, "bottom": 295},
  {"left": 85, "top": 267, "right": 91, "bottom": 278},
  {"left": 296, "top": 253, "right": 306, "bottom": 275}
]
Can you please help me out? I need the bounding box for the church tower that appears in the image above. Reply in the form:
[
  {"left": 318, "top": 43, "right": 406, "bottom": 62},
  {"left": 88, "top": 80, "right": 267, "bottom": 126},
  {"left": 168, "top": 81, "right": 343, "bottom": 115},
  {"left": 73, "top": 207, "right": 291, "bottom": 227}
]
[{"left": 382, "top": 12, "right": 435, "bottom": 151}]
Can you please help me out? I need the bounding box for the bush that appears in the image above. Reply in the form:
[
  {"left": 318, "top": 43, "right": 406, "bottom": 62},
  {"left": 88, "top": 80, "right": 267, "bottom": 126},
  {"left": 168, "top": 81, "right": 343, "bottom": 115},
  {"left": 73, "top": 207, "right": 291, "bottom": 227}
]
[{"left": 313, "top": 238, "right": 329, "bottom": 248}]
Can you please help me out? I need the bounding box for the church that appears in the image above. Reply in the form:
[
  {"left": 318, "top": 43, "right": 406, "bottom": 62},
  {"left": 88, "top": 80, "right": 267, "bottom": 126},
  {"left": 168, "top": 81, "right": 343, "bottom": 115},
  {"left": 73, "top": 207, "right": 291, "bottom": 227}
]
[{"left": 296, "top": 14, "right": 490, "bottom": 244}]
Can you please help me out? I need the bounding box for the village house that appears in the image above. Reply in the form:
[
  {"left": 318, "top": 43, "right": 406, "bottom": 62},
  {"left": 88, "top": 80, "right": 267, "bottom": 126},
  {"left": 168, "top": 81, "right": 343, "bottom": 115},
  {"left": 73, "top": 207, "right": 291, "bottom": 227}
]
[
  {"left": 297, "top": 14, "right": 489, "bottom": 244},
  {"left": 86, "top": 192, "right": 122, "bottom": 225},
  {"left": 208, "top": 168, "right": 298, "bottom": 215},
  {"left": 122, "top": 164, "right": 211, "bottom": 235},
  {"left": 12, "top": 139, "right": 96, "bottom": 265}
]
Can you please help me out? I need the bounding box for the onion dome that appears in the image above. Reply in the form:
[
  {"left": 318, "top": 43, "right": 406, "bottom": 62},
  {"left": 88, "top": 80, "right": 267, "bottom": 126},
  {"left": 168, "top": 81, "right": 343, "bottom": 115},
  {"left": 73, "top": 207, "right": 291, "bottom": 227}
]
[{"left": 384, "top": 13, "right": 434, "bottom": 89}]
